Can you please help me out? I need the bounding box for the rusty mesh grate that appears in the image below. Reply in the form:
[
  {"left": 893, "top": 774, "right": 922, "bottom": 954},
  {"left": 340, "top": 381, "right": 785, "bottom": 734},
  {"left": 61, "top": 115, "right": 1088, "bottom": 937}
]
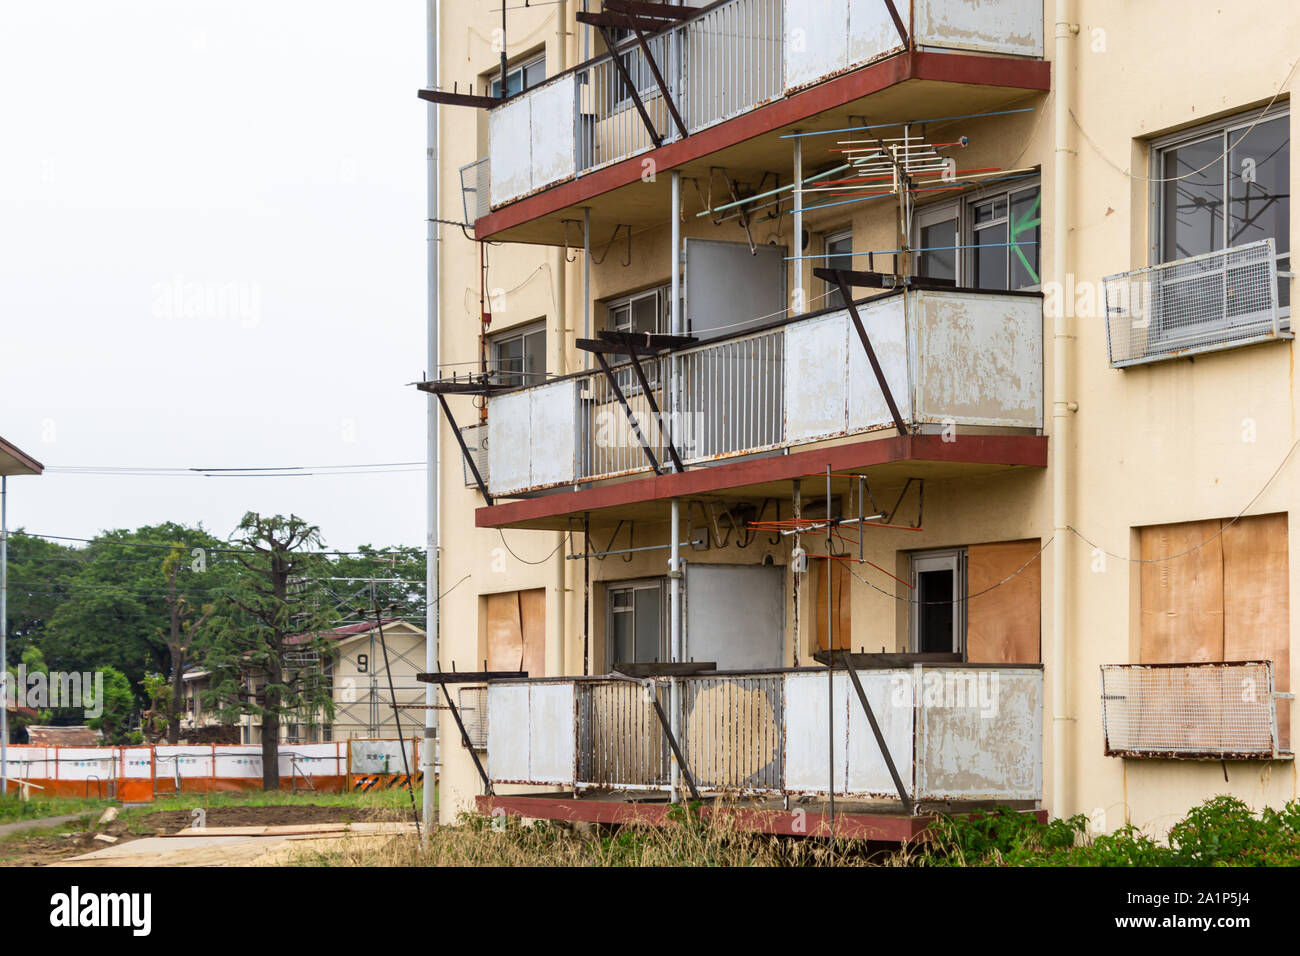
[
  {"left": 1100, "top": 661, "right": 1282, "bottom": 758},
  {"left": 457, "top": 686, "right": 488, "bottom": 751},
  {"left": 1104, "top": 239, "right": 1286, "bottom": 367}
]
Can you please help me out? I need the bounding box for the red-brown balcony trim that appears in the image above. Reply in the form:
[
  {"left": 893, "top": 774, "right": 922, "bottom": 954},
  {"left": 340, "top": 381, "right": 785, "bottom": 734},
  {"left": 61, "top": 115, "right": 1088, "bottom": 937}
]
[
  {"left": 475, "top": 433, "right": 1047, "bottom": 529},
  {"left": 474, "top": 50, "right": 1051, "bottom": 241}
]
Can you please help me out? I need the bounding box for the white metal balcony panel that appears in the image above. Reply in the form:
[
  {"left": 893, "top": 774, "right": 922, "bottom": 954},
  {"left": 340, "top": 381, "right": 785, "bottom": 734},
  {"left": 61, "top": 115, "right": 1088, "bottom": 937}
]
[
  {"left": 913, "top": 0, "right": 1044, "bottom": 58},
  {"left": 910, "top": 289, "right": 1043, "bottom": 428},
  {"left": 488, "top": 76, "right": 576, "bottom": 207},
  {"left": 782, "top": 0, "right": 904, "bottom": 92},
  {"left": 914, "top": 666, "right": 1043, "bottom": 801},
  {"left": 487, "top": 681, "right": 577, "bottom": 785},
  {"left": 488, "top": 379, "right": 577, "bottom": 496}
]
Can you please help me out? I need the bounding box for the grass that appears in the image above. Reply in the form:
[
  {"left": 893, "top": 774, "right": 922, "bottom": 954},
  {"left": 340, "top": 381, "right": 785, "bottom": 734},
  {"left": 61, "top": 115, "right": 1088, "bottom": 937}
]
[
  {"left": 0, "top": 793, "right": 114, "bottom": 826},
  {"left": 292, "top": 795, "right": 1300, "bottom": 868}
]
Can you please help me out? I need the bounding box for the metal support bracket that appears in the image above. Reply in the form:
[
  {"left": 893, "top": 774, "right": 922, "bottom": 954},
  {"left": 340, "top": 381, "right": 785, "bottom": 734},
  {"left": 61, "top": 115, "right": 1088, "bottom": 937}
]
[
  {"left": 648, "top": 687, "right": 700, "bottom": 801},
  {"left": 619, "top": 333, "right": 684, "bottom": 472},
  {"left": 835, "top": 649, "right": 914, "bottom": 815},
  {"left": 592, "top": 351, "right": 663, "bottom": 474},
  {"left": 434, "top": 392, "right": 493, "bottom": 505},
  {"left": 823, "top": 269, "right": 909, "bottom": 436},
  {"left": 587, "top": 21, "right": 663, "bottom": 148}
]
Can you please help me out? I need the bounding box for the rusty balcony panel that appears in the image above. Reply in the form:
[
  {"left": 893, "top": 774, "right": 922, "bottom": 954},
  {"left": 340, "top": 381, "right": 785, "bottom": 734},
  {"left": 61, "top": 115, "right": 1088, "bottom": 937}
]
[
  {"left": 576, "top": 680, "right": 671, "bottom": 790},
  {"left": 1099, "top": 661, "right": 1293, "bottom": 760},
  {"left": 681, "top": 674, "right": 784, "bottom": 793}
]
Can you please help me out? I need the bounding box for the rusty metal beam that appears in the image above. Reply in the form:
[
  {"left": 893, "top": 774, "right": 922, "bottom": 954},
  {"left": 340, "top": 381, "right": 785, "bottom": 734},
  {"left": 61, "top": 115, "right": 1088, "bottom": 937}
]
[
  {"left": 417, "top": 89, "right": 501, "bottom": 109},
  {"left": 592, "top": 350, "right": 664, "bottom": 475},
  {"left": 835, "top": 649, "right": 914, "bottom": 814},
  {"left": 434, "top": 674, "right": 493, "bottom": 795},
  {"left": 827, "top": 269, "right": 909, "bottom": 436},
  {"left": 605, "top": 0, "right": 695, "bottom": 22},
  {"left": 434, "top": 393, "right": 493, "bottom": 505},
  {"left": 629, "top": 22, "right": 688, "bottom": 141}
]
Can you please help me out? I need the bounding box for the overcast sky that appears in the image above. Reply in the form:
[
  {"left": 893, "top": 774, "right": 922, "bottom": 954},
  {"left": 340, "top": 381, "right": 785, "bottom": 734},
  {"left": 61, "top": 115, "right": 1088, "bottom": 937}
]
[{"left": 0, "top": 1, "right": 428, "bottom": 551}]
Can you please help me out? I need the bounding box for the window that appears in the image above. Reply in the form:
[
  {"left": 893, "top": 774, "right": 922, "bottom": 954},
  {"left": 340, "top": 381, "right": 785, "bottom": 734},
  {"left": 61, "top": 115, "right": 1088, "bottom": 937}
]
[
  {"left": 1153, "top": 108, "right": 1290, "bottom": 309},
  {"left": 605, "top": 286, "right": 669, "bottom": 388},
  {"left": 607, "top": 581, "right": 665, "bottom": 666},
  {"left": 488, "top": 53, "right": 545, "bottom": 98},
  {"left": 488, "top": 321, "right": 546, "bottom": 388},
  {"left": 822, "top": 230, "right": 854, "bottom": 308},
  {"left": 605, "top": 29, "right": 658, "bottom": 108},
  {"left": 913, "top": 179, "right": 1041, "bottom": 290},
  {"left": 909, "top": 549, "right": 966, "bottom": 654}
]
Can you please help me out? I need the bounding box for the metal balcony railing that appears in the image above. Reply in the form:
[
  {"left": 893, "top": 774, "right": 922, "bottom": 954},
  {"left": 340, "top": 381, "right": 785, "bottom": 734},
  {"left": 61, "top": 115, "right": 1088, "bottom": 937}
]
[
  {"left": 1100, "top": 661, "right": 1292, "bottom": 759},
  {"left": 482, "top": 0, "right": 1044, "bottom": 210},
  {"left": 486, "top": 665, "right": 1044, "bottom": 804},
  {"left": 486, "top": 287, "right": 1043, "bottom": 497},
  {"left": 1103, "top": 239, "right": 1291, "bottom": 367}
]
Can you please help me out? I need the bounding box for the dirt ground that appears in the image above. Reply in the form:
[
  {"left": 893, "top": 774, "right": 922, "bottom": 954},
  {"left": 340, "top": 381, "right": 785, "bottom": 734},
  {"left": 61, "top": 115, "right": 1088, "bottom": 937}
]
[{"left": 1, "top": 804, "right": 402, "bottom": 866}]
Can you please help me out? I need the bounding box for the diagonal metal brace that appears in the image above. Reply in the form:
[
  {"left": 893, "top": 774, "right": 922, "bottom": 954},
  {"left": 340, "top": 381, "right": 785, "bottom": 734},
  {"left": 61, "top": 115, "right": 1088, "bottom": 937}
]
[
  {"left": 587, "top": 21, "right": 663, "bottom": 148},
  {"left": 829, "top": 269, "right": 908, "bottom": 436},
  {"left": 435, "top": 393, "right": 493, "bottom": 505},
  {"left": 835, "top": 649, "right": 913, "bottom": 814},
  {"left": 593, "top": 351, "right": 663, "bottom": 474},
  {"left": 434, "top": 667, "right": 494, "bottom": 796},
  {"left": 649, "top": 689, "right": 700, "bottom": 801},
  {"left": 619, "top": 333, "right": 683, "bottom": 472}
]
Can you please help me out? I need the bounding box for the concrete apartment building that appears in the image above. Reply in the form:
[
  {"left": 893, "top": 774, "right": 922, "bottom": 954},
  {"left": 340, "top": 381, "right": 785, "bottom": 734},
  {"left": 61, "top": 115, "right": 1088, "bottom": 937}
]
[{"left": 423, "top": 1, "right": 1296, "bottom": 836}]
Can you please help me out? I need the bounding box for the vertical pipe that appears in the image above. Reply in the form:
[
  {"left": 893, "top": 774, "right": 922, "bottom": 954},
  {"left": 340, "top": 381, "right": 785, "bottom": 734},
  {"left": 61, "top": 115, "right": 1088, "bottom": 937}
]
[
  {"left": 825, "top": 465, "right": 834, "bottom": 830},
  {"left": 793, "top": 131, "right": 804, "bottom": 315},
  {"left": 422, "top": 0, "right": 439, "bottom": 831},
  {"left": 669, "top": 170, "right": 683, "bottom": 801},
  {"left": 1051, "top": 0, "right": 1075, "bottom": 821},
  {"left": 792, "top": 478, "right": 800, "bottom": 668},
  {"left": 551, "top": 2, "right": 569, "bottom": 679},
  {"left": 0, "top": 476, "right": 6, "bottom": 795},
  {"left": 583, "top": 207, "right": 592, "bottom": 368}
]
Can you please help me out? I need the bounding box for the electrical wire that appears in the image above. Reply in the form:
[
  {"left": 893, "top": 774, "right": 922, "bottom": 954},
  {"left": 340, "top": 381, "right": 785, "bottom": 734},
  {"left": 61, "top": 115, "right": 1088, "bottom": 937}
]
[{"left": 495, "top": 528, "right": 564, "bottom": 565}]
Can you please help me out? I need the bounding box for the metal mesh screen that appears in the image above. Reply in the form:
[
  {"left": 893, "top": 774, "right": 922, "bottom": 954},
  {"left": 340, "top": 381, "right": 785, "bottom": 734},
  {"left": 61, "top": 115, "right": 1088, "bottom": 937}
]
[
  {"left": 1104, "top": 239, "right": 1286, "bottom": 367},
  {"left": 457, "top": 686, "right": 488, "bottom": 751},
  {"left": 458, "top": 157, "right": 491, "bottom": 221},
  {"left": 458, "top": 423, "right": 489, "bottom": 489},
  {"left": 1100, "top": 662, "right": 1282, "bottom": 758}
]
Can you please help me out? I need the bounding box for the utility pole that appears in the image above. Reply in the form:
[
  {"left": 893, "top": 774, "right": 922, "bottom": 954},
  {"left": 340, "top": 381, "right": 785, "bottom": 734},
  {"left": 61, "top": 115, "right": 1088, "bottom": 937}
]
[{"left": 423, "top": 0, "right": 441, "bottom": 833}]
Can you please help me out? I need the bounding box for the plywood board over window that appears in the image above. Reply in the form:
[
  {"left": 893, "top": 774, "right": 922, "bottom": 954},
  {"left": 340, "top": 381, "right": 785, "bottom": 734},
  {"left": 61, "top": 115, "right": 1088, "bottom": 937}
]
[
  {"left": 1223, "top": 513, "right": 1290, "bottom": 747},
  {"left": 967, "top": 539, "right": 1041, "bottom": 663},
  {"left": 815, "top": 559, "right": 851, "bottom": 653},
  {"left": 1138, "top": 514, "right": 1290, "bottom": 750},
  {"left": 486, "top": 589, "right": 547, "bottom": 678}
]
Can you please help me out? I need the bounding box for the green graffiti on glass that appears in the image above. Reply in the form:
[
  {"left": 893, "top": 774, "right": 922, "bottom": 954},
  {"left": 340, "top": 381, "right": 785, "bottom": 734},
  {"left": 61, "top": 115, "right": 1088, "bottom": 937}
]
[{"left": 1009, "top": 191, "right": 1041, "bottom": 286}]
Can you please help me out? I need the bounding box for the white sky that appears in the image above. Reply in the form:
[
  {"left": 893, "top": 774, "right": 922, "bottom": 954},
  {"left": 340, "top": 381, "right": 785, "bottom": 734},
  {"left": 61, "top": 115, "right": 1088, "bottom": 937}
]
[{"left": 0, "top": 1, "right": 429, "bottom": 550}]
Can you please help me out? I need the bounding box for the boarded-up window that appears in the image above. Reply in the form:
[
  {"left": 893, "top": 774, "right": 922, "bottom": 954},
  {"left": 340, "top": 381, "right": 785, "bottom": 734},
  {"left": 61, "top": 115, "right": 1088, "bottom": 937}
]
[
  {"left": 1139, "top": 514, "right": 1289, "bottom": 746},
  {"left": 486, "top": 588, "right": 547, "bottom": 677},
  {"left": 966, "top": 539, "right": 1041, "bottom": 663},
  {"left": 815, "top": 560, "right": 851, "bottom": 652}
]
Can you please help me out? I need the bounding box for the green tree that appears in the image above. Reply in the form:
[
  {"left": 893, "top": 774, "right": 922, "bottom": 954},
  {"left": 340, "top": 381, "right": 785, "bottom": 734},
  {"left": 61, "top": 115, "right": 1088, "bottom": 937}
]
[
  {"left": 86, "top": 666, "right": 135, "bottom": 743},
  {"left": 2, "top": 531, "right": 87, "bottom": 666},
  {"left": 327, "top": 545, "right": 426, "bottom": 626},
  {"left": 158, "top": 548, "right": 219, "bottom": 744},
  {"left": 206, "top": 513, "right": 338, "bottom": 790}
]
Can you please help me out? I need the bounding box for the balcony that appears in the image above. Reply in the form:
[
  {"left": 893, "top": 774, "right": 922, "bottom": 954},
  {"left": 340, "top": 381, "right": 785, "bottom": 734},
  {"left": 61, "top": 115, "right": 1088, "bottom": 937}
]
[
  {"left": 1103, "top": 239, "right": 1292, "bottom": 367},
  {"left": 485, "top": 663, "right": 1043, "bottom": 807},
  {"left": 482, "top": 287, "right": 1042, "bottom": 500},
  {"left": 469, "top": 0, "right": 1048, "bottom": 244}
]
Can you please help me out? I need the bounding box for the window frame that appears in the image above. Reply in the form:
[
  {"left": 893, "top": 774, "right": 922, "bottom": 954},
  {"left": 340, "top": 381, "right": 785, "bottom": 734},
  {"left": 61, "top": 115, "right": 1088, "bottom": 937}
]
[
  {"left": 911, "top": 176, "right": 1043, "bottom": 291},
  {"left": 821, "top": 229, "right": 854, "bottom": 309},
  {"left": 488, "top": 52, "right": 546, "bottom": 99},
  {"left": 487, "top": 319, "right": 547, "bottom": 388},
  {"left": 606, "top": 578, "right": 667, "bottom": 667},
  {"left": 1148, "top": 105, "right": 1291, "bottom": 317},
  {"left": 909, "top": 548, "right": 968, "bottom": 655}
]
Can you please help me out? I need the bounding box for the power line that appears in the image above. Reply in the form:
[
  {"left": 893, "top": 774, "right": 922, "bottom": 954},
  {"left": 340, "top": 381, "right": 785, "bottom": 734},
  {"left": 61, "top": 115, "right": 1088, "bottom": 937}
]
[{"left": 9, "top": 530, "right": 423, "bottom": 558}]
